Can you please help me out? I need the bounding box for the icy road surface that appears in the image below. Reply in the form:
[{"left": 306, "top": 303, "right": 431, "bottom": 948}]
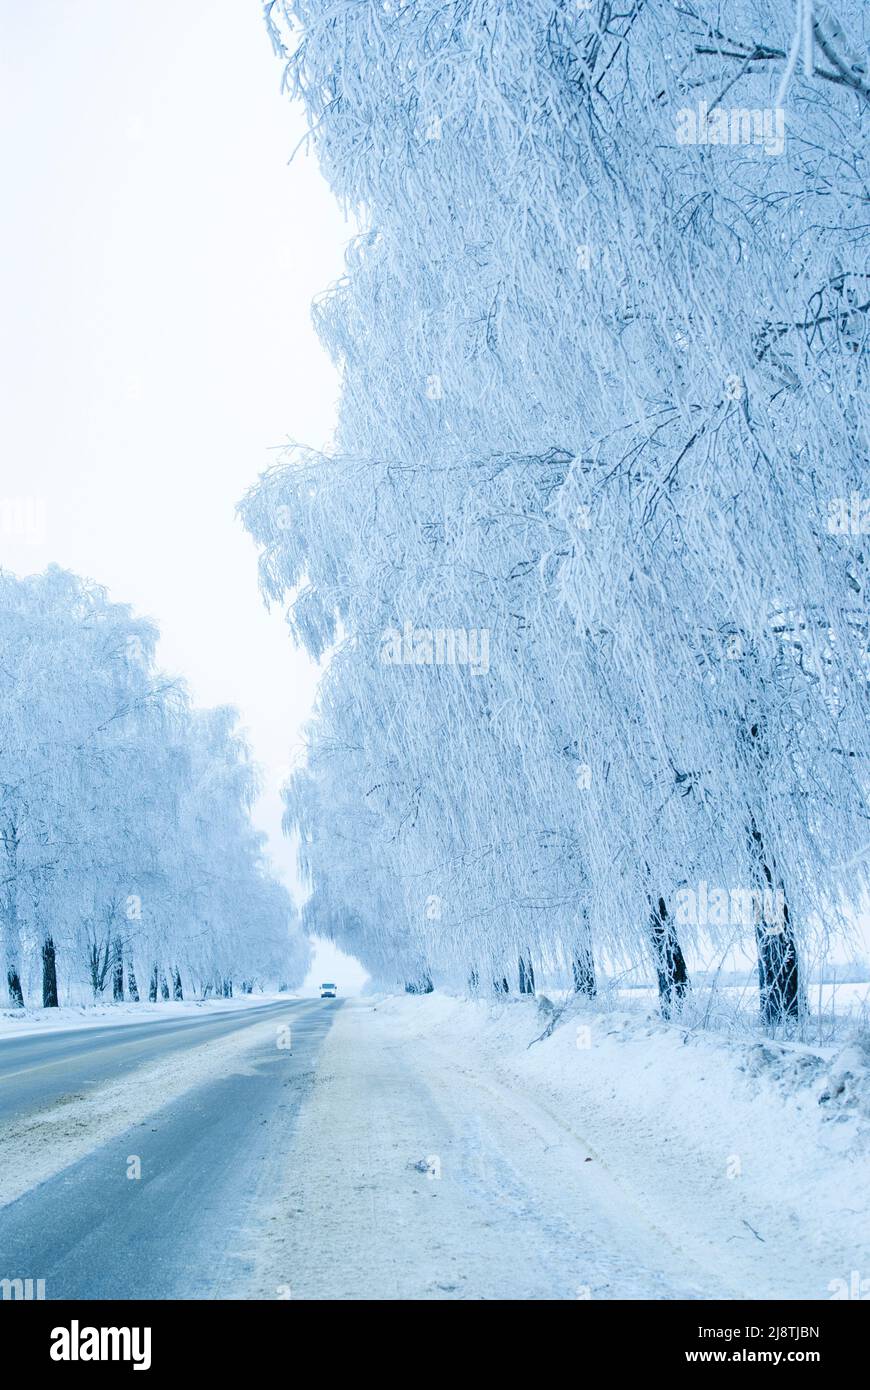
[{"left": 0, "top": 999, "right": 335, "bottom": 1297}]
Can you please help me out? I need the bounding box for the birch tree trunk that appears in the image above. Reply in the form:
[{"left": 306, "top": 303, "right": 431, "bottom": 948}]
[
  {"left": 572, "top": 910, "right": 597, "bottom": 997},
  {"left": 518, "top": 955, "right": 535, "bottom": 995},
  {"left": 650, "top": 896, "right": 689, "bottom": 1020},
  {"left": 112, "top": 936, "right": 124, "bottom": 1001},
  {"left": 42, "top": 935, "right": 58, "bottom": 1008},
  {"left": 2, "top": 828, "right": 24, "bottom": 1007}
]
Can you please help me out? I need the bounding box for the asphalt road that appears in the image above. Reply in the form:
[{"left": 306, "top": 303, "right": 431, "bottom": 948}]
[
  {"left": 0, "top": 998, "right": 339, "bottom": 1299},
  {"left": 0, "top": 999, "right": 317, "bottom": 1121}
]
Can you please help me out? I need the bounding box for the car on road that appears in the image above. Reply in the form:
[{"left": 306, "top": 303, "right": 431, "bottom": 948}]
[{"left": 320, "top": 982, "right": 337, "bottom": 999}]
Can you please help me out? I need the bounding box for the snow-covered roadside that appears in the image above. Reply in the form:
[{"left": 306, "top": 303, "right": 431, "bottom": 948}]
[
  {"left": 370, "top": 993, "right": 870, "bottom": 1299},
  {"left": 0, "top": 993, "right": 295, "bottom": 1041},
  {"left": 0, "top": 1010, "right": 292, "bottom": 1209},
  {"left": 244, "top": 998, "right": 716, "bottom": 1298},
  {"left": 245, "top": 993, "right": 870, "bottom": 1300}
]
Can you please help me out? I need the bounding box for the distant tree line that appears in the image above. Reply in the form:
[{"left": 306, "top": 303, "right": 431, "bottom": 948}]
[{"left": 0, "top": 567, "right": 310, "bottom": 1009}]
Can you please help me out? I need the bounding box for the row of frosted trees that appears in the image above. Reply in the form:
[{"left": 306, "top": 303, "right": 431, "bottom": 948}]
[
  {"left": 245, "top": 0, "right": 870, "bottom": 1026},
  {"left": 0, "top": 567, "right": 310, "bottom": 1009}
]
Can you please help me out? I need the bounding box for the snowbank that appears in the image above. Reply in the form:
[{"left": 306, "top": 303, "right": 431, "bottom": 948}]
[{"left": 364, "top": 992, "right": 870, "bottom": 1299}]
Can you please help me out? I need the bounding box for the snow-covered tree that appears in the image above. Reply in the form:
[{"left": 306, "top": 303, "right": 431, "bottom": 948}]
[
  {"left": 249, "top": 0, "right": 869, "bottom": 1026},
  {"left": 0, "top": 567, "right": 310, "bottom": 1007}
]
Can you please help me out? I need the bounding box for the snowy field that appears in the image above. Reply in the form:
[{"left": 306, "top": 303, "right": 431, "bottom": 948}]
[{"left": 614, "top": 981, "right": 870, "bottom": 1045}]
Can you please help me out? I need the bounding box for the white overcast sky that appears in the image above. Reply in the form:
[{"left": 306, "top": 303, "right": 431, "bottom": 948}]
[{"left": 0, "top": 0, "right": 366, "bottom": 991}]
